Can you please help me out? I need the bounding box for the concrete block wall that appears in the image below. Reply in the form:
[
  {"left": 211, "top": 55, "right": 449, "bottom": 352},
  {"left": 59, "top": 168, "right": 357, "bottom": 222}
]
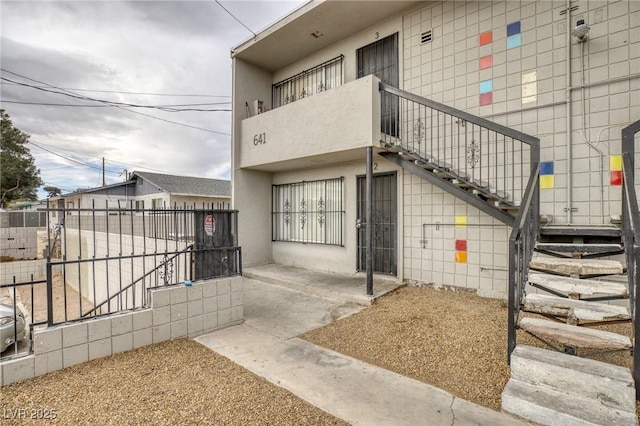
[
  {"left": 0, "top": 227, "right": 38, "bottom": 260},
  {"left": 0, "top": 259, "right": 47, "bottom": 285},
  {"left": 403, "top": 173, "right": 510, "bottom": 298},
  {"left": 399, "top": 1, "right": 639, "bottom": 297},
  {"left": 403, "top": 0, "right": 640, "bottom": 225},
  {"left": 0, "top": 276, "right": 243, "bottom": 386}
]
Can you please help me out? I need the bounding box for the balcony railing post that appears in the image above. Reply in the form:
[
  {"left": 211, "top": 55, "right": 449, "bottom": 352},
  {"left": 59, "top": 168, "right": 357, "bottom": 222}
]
[{"left": 366, "top": 146, "right": 374, "bottom": 296}]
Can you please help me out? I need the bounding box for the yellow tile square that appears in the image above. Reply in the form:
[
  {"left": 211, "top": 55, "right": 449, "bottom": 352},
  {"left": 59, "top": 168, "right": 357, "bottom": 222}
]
[
  {"left": 455, "top": 251, "right": 467, "bottom": 263},
  {"left": 540, "top": 175, "right": 554, "bottom": 189},
  {"left": 455, "top": 216, "right": 467, "bottom": 227},
  {"left": 610, "top": 155, "right": 622, "bottom": 172}
]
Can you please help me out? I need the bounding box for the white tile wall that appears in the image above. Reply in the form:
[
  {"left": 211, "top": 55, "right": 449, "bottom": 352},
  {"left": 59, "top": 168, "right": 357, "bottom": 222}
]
[{"left": 400, "top": 0, "right": 638, "bottom": 297}]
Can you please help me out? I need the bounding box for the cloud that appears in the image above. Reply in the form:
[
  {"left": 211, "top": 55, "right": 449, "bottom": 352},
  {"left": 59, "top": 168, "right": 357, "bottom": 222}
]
[{"left": 0, "top": 0, "right": 305, "bottom": 199}]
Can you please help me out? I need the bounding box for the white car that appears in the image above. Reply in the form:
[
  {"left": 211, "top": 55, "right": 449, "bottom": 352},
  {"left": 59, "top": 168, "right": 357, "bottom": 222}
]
[{"left": 0, "top": 304, "right": 26, "bottom": 353}]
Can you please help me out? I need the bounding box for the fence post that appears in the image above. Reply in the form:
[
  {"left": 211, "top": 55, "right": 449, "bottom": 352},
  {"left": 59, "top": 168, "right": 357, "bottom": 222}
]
[{"left": 46, "top": 259, "right": 53, "bottom": 326}]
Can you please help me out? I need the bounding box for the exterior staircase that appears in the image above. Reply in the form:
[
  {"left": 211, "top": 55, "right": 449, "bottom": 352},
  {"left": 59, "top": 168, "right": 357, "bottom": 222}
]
[
  {"left": 375, "top": 85, "right": 640, "bottom": 425},
  {"left": 502, "top": 225, "right": 637, "bottom": 425}
]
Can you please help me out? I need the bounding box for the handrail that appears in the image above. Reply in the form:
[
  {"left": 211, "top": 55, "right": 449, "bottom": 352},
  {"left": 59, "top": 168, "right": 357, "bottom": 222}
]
[
  {"left": 378, "top": 81, "right": 540, "bottom": 211},
  {"left": 379, "top": 82, "right": 540, "bottom": 150},
  {"left": 621, "top": 119, "right": 640, "bottom": 400},
  {"left": 81, "top": 245, "right": 193, "bottom": 318},
  {"left": 507, "top": 163, "right": 540, "bottom": 363}
]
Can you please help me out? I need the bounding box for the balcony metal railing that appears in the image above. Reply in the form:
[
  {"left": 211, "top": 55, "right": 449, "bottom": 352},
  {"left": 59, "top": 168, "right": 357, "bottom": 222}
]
[{"left": 272, "top": 55, "right": 344, "bottom": 109}]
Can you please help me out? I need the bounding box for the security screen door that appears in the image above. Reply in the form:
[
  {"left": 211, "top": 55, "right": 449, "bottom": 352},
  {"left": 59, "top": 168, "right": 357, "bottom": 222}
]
[
  {"left": 356, "top": 172, "right": 397, "bottom": 275},
  {"left": 357, "top": 32, "right": 399, "bottom": 136}
]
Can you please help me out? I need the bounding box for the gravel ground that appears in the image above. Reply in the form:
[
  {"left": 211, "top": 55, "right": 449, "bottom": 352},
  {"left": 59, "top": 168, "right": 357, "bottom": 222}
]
[
  {"left": 300, "top": 285, "right": 634, "bottom": 412},
  {"left": 0, "top": 339, "right": 347, "bottom": 426}
]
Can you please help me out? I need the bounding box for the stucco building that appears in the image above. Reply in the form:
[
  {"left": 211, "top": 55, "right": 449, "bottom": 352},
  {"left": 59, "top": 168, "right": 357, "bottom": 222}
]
[{"left": 231, "top": 0, "right": 638, "bottom": 300}]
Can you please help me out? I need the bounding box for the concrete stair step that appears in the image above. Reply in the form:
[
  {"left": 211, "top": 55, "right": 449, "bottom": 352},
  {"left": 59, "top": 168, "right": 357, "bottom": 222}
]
[
  {"left": 509, "top": 345, "right": 635, "bottom": 412},
  {"left": 529, "top": 258, "right": 623, "bottom": 277},
  {"left": 539, "top": 225, "right": 622, "bottom": 238},
  {"left": 502, "top": 378, "right": 638, "bottom": 426},
  {"left": 528, "top": 273, "right": 628, "bottom": 299},
  {"left": 518, "top": 317, "right": 631, "bottom": 351},
  {"left": 535, "top": 243, "right": 624, "bottom": 257},
  {"left": 522, "top": 294, "right": 630, "bottom": 324}
]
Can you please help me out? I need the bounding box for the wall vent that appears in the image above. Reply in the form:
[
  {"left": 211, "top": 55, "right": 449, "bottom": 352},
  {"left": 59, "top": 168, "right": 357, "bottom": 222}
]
[{"left": 421, "top": 30, "right": 433, "bottom": 44}]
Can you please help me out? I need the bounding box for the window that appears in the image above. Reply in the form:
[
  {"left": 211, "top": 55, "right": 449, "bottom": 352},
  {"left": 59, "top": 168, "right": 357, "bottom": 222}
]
[
  {"left": 152, "top": 198, "right": 164, "bottom": 209},
  {"left": 135, "top": 200, "right": 144, "bottom": 211},
  {"left": 272, "top": 178, "right": 344, "bottom": 245},
  {"left": 272, "top": 55, "right": 344, "bottom": 109}
]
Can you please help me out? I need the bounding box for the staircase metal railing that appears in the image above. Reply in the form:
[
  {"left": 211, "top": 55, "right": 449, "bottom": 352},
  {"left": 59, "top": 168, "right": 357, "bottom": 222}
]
[
  {"left": 507, "top": 163, "right": 540, "bottom": 363},
  {"left": 621, "top": 119, "right": 640, "bottom": 400},
  {"left": 379, "top": 83, "right": 539, "bottom": 209},
  {"left": 377, "top": 83, "right": 541, "bottom": 363},
  {"left": 81, "top": 245, "right": 194, "bottom": 319}
]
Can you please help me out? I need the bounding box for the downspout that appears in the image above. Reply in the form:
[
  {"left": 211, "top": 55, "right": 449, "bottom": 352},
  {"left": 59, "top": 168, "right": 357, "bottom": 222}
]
[{"left": 565, "top": 0, "right": 573, "bottom": 223}]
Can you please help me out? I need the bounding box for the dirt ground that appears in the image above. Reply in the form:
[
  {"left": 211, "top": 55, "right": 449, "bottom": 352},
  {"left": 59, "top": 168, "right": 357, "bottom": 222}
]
[
  {"left": 1, "top": 284, "right": 635, "bottom": 422},
  {"left": 0, "top": 339, "right": 347, "bottom": 426},
  {"left": 301, "top": 285, "right": 634, "bottom": 412},
  {"left": 19, "top": 273, "right": 94, "bottom": 325}
]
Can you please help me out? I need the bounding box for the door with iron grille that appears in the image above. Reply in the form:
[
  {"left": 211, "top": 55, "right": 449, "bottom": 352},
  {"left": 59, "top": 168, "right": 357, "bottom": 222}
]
[
  {"left": 356, "top": 172, "right": 397, "bottom": 275},
  {"left": 357, "top": 32, "right": 399, "bottom": 137}
]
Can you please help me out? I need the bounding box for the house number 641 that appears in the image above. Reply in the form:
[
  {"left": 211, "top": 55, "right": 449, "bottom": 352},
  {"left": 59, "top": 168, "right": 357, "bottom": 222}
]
[{"left": 253, "top": 133, "right": 266, "bottom": 145}]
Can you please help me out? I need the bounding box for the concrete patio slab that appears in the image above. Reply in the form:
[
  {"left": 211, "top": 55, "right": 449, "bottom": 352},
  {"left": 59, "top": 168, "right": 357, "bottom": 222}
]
[
  {"left": 244, "top": 263, "right": 403, "bottom": 305},
  {"left": 196, "top": 277, "right": 528, "bottom": 426}
]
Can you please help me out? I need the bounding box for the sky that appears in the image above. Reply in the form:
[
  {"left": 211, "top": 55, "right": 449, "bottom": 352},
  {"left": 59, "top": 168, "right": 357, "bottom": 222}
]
[{"left": 0, "top": 0, "right": 305, "bottom": 198}]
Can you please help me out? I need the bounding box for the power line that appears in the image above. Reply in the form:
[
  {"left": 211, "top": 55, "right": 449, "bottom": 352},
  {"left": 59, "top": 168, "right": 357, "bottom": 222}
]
[
  {"left": 1, "top": 99, "right": 232, "bottom": 112},
  {"left": 30, "top": 139, "right": 179, "bottom": 175},
  {"left": 0, "top": 69, "right": 231, "bottom": 135},
  {"left": 28, "top": 141, "right": 120, "bottom": 174},
  {"left": 1, "top": 81, "right": 230, "bottom": 98},
  {"left": 1, "top": 78, "right": 231, "bottom": 112},
  {"left": 215, "top": 0, "right": 257, "bottom": 38}
]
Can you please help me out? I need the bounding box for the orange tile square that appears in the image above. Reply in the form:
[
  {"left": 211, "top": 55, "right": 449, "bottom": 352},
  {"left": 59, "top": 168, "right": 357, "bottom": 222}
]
[
  {"left": 479, "top": 31, "right": 493, "bottom": 46},
  {"left": 455, "top": 251, "right": 467, "bottom": 263}
]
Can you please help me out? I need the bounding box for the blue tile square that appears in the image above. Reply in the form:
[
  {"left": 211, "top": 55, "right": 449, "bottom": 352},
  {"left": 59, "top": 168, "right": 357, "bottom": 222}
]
[
  {"left": 540, "top": 161, "right": 554, "bottom": 176},
  {"left": 507, "top": 21, "right": 521, "bottom": 37},
  {"left": 507, "top": 34, "right": 521, "bottom": 49},
  {"left": 479, "top": 79, "right": 493, "bottom": 94}
]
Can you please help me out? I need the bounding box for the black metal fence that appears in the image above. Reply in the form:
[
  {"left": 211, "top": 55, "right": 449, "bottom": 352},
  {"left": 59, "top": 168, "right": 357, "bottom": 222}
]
[
  {"left": 0, "top": 203, "right": 241, "bottom": 358},
  {"left": 0, "top": 275, "right": 46, "bottom": 359}
]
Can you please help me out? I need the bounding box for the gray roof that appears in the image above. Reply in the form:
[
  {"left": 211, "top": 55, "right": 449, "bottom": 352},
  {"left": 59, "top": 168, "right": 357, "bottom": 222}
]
[{"left": 133, "top": 171, "right": 230, "bottom": 197}]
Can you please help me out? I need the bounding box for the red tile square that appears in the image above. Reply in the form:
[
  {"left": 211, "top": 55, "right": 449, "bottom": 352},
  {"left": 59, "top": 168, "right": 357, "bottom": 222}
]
[
  {"left": 455, "top": 239, "right": 467, "bottom": 251},
  {"left": 479, "top": 55, "right": 493, "bottom": 70},
  {"left": 610, "top": 170, "right": 623, "bottom": 186},
  {"left": 479, "top": 31, "right": 493, "bottom": 46},
  {"left": 479, "top": 92, "right": 493, "bottom": 106}
]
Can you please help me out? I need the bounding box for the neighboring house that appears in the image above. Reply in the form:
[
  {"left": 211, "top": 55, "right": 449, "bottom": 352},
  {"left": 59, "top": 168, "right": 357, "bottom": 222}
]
[
  {"left": 50, "top": 171, "right": 230, "bottom": 220},
  {"left": 231, "top": 0, "right": 638, "bottom": 298}
]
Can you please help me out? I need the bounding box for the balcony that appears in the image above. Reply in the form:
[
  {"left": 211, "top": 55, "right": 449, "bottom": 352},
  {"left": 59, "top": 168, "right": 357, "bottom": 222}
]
[{"left": 238, "top": 75, "right": 381, "bottom": 171}]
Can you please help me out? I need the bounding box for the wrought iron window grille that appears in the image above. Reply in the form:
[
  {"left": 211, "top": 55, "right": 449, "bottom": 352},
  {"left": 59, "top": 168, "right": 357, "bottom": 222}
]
[{"left": 272, "top": 177, "right": 344, "bottom": 245}]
